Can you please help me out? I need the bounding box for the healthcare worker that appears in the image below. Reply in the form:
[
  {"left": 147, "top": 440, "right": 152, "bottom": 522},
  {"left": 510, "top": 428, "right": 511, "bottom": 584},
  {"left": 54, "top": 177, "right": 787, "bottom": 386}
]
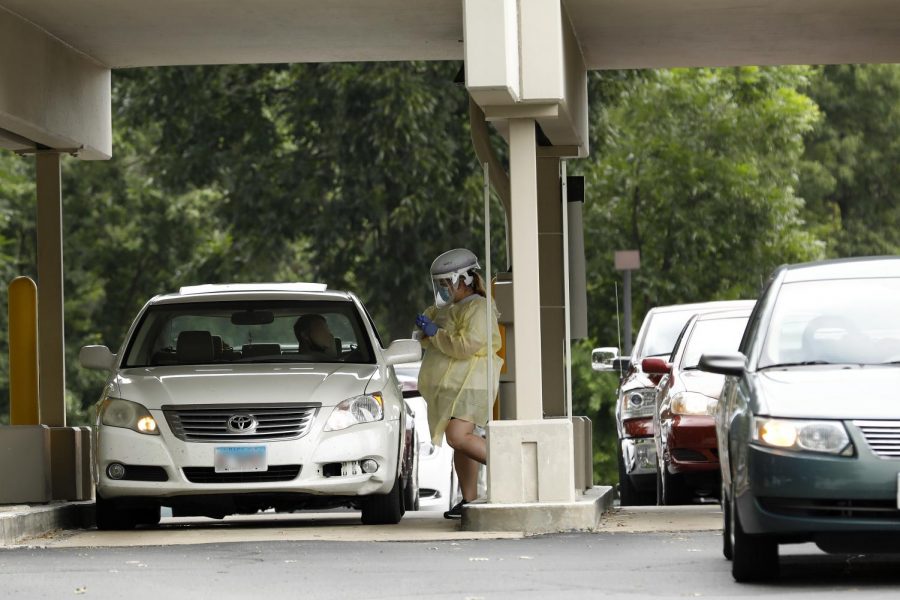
[{"left": 415, "top": 248, "right": 502, "bottom": 519}]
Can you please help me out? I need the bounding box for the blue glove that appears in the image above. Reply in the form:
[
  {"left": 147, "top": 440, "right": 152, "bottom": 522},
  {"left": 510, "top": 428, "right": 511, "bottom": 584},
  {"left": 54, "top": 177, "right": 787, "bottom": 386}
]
[{"left": 415, "top": 314, "right": 439, "bottom": 337}]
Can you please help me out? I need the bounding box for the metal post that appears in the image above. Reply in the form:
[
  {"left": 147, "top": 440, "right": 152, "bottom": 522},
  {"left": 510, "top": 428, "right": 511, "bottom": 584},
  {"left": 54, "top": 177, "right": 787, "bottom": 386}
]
[
  {"left": 9, "top": 276, "right": 40, "bottom": 425},
  {"left": 483, "top": 161, "right": 494, "bottom": 422},
  {"left": 35, "top": 151, "right": 66, "bottom": 427},
  {"left": 623, "top": 269, "right": 633, "bottom": 356},
  {"left": 561, "top": 162, "right": 572, "bottom": 419}
]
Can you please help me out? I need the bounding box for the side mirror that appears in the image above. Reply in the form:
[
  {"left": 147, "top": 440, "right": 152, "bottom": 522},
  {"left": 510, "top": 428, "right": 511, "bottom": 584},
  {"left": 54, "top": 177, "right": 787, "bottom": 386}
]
[
  {"left": 79, "top": 345, "right": 117, "bottom": 371},
  {"left": 698, "top": 352, "right": 747, "bottom": 377},
  {"left": 384, "top": 339, "right": 422, "bottom": 367},
  {"left": 641, "top": 357, "right": 671, "bottom": 375},
  {"left": 591, "top": 346, "right": 620, "bottom": 372}
]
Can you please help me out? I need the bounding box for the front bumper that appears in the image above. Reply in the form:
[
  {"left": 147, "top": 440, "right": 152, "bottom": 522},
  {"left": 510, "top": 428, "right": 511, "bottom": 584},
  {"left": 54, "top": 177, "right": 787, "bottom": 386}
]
[
  {"left": 737, "top": 439, "right": 900, "bottom": 539},
  {"left": 96, "top": 410, "right": 400, "bottom": 500},
  {"left": 665, "top": 415, "right": 719, "bottom": 474},
  {"left": 622, "top": 437, "right": 657, "bottom": 476}
]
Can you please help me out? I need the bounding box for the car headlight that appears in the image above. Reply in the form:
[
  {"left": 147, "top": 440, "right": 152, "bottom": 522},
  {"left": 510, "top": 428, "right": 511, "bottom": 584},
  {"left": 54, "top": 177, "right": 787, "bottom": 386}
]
[
  {"left": 752, "top": 417, "right": 852, "bottom": 455},
  {"left": 622, "top": 388, "right": 656, "bottom": 419},
  {"left": 671, "top": 392, "right": 718, "bottom": 416},
  {"left": 323, "top": 392, "right": 384, "bottom": 432},
  {"left": 100, "top": 398, "right": 159, "bottom": 435}
]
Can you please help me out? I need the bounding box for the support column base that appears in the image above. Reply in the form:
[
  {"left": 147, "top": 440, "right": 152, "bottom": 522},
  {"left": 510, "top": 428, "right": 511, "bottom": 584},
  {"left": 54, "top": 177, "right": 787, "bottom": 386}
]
[
  {"left": 0, "top": 426, "right": 52, "bottom": 504},
  {"left": 461, "top": 486, "right": 614, "bottom": 534}
]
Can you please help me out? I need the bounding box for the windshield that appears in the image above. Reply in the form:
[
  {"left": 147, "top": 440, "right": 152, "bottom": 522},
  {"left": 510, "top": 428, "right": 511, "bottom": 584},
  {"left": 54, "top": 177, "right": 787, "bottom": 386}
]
[
  {"left": 760, "top": 278, "right": 900, "bottom": 367},
  {"left": 681, "top": 316, "right": 749, "bottom": 369},
  {"left": 637, "top": 310, "right": 697, "bottom": 358},
  {"left": 122, "top": 300, "right": 375, "bottom": 367}
]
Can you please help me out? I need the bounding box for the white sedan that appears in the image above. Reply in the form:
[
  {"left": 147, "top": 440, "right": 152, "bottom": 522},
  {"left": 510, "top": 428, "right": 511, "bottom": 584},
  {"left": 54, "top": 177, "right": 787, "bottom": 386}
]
[{"left": 80, "top": 283, "right": 421, "bottom": 529}]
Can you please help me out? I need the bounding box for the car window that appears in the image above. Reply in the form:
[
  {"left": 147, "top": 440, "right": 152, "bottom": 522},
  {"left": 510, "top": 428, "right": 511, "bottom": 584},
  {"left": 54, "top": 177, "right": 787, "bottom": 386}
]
[
  {"left": 760, "top": 277, "right": 900, "bottom": 367},
  {"left": 668, "top": 318, "right": 694, "bottom": 364},
  {"left": 122, "top": 300, "right": 375, "bottom": 367},
  {"left": 680, "top": 316, "right": 750, "bottom": 369},
  {"left": 636, "top": 310, "right": 697, "bottom": 358}
]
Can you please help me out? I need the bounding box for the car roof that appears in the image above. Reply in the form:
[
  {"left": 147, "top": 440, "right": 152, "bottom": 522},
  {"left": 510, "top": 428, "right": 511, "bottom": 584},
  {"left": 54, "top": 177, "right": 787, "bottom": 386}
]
[
  {"left": 645, "top": 299, "right": 755, "bottom": 315},
  {"left": 149, "top": 282, "right": 354, "bottom": 305},
  {"left": 694, "top": 307, "right": 754, "bottom": 321},
  {"left": 781, "top": 256, "right": 900, "bottom": 283}
]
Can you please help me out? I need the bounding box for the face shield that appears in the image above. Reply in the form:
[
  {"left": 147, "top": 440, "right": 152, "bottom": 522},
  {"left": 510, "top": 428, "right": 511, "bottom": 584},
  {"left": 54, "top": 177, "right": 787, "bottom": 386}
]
[{"left": 432, "top": 269, "right": 474, "bottom": 308}]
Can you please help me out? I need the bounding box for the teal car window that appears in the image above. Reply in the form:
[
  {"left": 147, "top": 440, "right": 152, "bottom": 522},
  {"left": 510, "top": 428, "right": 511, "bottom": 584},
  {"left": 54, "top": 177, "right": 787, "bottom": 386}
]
[{"left": 760, "top": 277, "right": 900, "bottom": 367}]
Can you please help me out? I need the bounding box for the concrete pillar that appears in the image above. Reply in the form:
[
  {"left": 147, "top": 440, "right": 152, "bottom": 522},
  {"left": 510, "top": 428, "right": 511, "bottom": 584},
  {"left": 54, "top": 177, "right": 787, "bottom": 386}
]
[
  {"left": 537, "top": 156, "right": 566, "bottom": 417},
  {"left": 35, "top": 151, "right": 66, "bottom": 427},
  {"left": 507, "top": 119, "right": 543, "bottom": 421}
]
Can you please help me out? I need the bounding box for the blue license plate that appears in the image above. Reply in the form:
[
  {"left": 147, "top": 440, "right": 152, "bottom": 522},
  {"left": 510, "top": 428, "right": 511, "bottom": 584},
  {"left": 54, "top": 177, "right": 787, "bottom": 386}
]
[{"left": 214, "top": 446, "right": 267, "bottom": 473}]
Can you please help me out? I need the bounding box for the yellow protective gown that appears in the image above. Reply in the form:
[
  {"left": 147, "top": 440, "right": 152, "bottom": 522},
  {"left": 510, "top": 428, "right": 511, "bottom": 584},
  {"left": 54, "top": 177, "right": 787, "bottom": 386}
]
[{"left": 417, "top": 294, "right": 503, "bottom": 446}]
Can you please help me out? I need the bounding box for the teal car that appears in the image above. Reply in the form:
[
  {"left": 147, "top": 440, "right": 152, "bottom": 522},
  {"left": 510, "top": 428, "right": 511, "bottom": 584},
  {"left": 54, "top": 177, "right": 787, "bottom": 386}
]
[{"left": 701, "top": 257, "right": 900, "bottom": 582}]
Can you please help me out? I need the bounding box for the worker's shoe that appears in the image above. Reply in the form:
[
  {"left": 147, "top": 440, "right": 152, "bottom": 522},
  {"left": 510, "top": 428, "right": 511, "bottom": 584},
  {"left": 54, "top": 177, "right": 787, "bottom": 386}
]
[{"left": 443, "top": 500, "right": 467, "bottom": 520}]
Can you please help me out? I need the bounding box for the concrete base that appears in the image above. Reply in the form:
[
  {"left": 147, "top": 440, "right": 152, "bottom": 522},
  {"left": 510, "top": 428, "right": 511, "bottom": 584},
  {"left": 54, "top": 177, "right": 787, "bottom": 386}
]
[
  {"left": 461, "top": 485, "right": 614, "bottom": 535},
  {"left": 487, "top": 419, "right": 577, "bottom": 504},
  {"left": 0, "top": 425, "right": 52, "bottom": 503},
  {"left": 0, "top": 502, "right": 94, "bottom": 546}
]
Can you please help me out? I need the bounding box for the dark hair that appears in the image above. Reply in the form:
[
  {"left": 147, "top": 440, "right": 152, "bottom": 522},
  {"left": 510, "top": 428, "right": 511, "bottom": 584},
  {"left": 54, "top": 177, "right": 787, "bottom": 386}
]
[
  {"left": 294, "top": 314, "right": 326, "bottom": 341},
  {"left": 470, "top": 271, "right": 487, "bottom": 297}
]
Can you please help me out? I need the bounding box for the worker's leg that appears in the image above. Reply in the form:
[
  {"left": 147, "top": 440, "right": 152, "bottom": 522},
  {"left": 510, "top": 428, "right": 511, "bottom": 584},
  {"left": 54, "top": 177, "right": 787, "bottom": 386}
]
[{"left": 446, "top": 418, "right": 487, "bottom": 502}]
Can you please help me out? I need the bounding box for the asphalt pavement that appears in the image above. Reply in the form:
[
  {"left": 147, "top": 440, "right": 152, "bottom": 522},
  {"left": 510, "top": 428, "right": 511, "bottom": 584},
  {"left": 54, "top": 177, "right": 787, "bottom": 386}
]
[{"left": 1, "top": 508, "right": 899, "bottom": 599}]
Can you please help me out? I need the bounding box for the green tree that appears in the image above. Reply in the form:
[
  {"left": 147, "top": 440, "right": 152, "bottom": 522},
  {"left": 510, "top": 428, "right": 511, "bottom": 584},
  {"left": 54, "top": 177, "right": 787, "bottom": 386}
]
[
  {"left": 800, "top": 64, "right": 900, "bottom": 256},
  {"left": 572, "top": 67, "right": 825, "bottom": 481}
]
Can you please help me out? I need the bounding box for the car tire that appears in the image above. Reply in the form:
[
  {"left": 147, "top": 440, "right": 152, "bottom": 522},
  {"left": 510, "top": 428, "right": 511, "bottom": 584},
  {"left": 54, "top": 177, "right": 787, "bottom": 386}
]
[
  {"left": 657, "top": 461, "right": 687, "bottom": 505},
  {"left": 618, "top": 440, "right": 654, "bottom": 506},
  {"left": 722, "top": 482, "right": 733, "bottom": 560},
  {"left": 361, "top": 476, "right": 405, "bottom": 525},
  {"left": 404, "top": 450, "right": 420, "bottom": 512},
  {"left": 730, "top": 485, "right": 778, "bottom": 582},
  {"left": 617, "top": 441, "right": 639, "bottom": 506},
  {"left": 95, "top": 495, "right": 158, "bottom": 531}
]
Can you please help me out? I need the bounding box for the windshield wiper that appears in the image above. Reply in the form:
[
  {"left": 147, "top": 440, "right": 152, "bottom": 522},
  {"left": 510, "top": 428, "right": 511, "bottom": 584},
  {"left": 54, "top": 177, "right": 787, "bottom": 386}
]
[{"left": 758, "top": 361, "right": 833, "bottom": 370}]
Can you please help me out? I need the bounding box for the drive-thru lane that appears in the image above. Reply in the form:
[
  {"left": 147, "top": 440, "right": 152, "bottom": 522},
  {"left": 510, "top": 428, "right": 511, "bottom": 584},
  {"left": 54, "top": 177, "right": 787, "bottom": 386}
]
[{"left": 2, "top": 507, "right": 898, "bottom": 598}]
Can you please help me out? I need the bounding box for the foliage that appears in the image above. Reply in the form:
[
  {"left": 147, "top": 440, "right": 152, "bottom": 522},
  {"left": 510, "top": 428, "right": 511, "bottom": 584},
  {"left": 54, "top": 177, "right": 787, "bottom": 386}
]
[
  {"left": 800, "top": 65, "right": 900, "bottom": 256},
  {"left": 572, "top": 67, "right": 826, "bottom": 482},
  {"left": 2, "top": 63, "right": 897, "bottom": 485},
  {"left": 577, "top": 67, "right": 825, "bottom": 348}
]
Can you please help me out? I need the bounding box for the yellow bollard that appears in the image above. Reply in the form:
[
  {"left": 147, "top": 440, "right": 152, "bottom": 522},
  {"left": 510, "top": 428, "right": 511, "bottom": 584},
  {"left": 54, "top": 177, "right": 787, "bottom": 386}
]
[{"left": 9, "top": 276, "right": 40, "bottom": 425}]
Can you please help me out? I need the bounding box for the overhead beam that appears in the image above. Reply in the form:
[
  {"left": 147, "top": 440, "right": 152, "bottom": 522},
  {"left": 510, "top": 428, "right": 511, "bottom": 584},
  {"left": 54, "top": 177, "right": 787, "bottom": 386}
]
[{"left": 0, "top": 7, "right": 111, "bottom": 160}]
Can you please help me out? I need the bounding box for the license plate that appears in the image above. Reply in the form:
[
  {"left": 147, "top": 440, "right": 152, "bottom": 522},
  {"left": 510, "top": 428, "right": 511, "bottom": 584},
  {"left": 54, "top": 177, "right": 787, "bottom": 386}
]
[{"left": 214, "top": 446, "right": 267, "bottom": 473}]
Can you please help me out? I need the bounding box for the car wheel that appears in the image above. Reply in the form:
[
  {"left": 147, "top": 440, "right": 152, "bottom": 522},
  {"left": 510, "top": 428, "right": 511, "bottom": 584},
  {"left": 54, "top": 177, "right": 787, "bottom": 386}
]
[
  {"left": 730, "top": 485, "right": 778, "bottom": 582},
  {"left": 361, "top": 476, "right": 405, "bottom": 525},
  {"left": 658, "top": 459, "right": 687, "bottom": 505},
  {"left": 448, "top": 464, "right": 459, "bottom": 511},
  {"left": 404, "top": 449, "right": 420, "bottom": 512},
  {"left": 722, "top": 481, "right": 733, "bottom": 560},
  {"left": 617, "top": 441, "right": 639, "bottom": 506}
]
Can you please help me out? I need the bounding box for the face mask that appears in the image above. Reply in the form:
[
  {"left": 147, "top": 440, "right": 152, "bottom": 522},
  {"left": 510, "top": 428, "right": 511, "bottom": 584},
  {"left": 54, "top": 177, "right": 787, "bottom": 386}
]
[{"left": 438, "top": 286, "right": 452, "bottom": 303}]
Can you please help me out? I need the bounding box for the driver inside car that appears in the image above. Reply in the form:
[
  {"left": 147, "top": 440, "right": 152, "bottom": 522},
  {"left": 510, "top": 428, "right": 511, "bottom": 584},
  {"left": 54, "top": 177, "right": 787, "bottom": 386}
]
[{"left": 294, "top": 314, "right": 339, "bottom": 359}]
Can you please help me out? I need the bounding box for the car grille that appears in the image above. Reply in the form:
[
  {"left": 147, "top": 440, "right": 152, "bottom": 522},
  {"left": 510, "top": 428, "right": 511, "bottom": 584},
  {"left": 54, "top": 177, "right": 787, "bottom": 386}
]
[
  {"left": 162, "top": 404, "right": 319, "bottom": 442},
  {"left": 760, "top": 497, "right": 900, "bottom": 520},
  {"left": 183, "top": 465, "right": 302, "bottom": 484},
  {"left": 855, "top": 420, "right": 900, "bottom": 458}
]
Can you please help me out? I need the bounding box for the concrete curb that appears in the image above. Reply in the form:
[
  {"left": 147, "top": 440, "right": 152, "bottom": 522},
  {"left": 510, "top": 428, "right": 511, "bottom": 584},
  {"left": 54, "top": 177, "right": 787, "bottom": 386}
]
[
  {"left": 461, "top": 486, "right": 615, "bottom": 535},
  {"left": 0, "top": 502, "right": 95, "bottom": 546}
]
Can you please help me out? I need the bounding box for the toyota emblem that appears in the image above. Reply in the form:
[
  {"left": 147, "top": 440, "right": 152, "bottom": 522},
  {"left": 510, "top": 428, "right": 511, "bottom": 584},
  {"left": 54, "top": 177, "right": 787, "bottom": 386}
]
[{"left": 226, "top": 414, "right": 258, "bottom": 433}]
